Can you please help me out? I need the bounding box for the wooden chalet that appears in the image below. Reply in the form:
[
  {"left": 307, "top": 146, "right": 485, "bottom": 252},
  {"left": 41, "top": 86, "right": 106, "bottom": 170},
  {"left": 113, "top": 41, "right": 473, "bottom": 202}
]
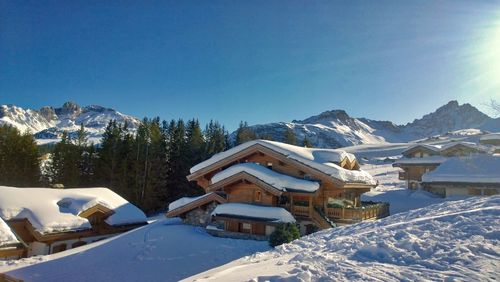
[
  {"left": 394, "top": 142, "right": 489, "bottom": 189},
  {"left": 0, "top": 186, "right": 147, "bottom": 258},
  {"left": 167, "top": 140, "right": 389, "bottom": 237},
  {"left": 421, "top": 154, "right": 500, "bottom": 197}
]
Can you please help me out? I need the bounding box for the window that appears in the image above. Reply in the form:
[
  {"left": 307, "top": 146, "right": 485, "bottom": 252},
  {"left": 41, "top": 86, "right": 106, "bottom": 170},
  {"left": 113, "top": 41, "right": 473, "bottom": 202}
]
[
  {"left": 267, "top": 162, "right": 273, "bottom": 170},
  {"left": 304, "top": 174, "right": 313, "bottom": 180},
  {"left": 468, "top": 188, "right": 482, "bottom": 196},
  {"left": 255, "top": 190, "right": 262, "bottom": 202},
  {"left": 52, "top": 243, "right": 67, "bottom": 254},
  {"left": 265, "top": 225, "right": 276, "bottom": 236},
  {"left": 72, "top": 241, "right": 87, "bottom": 248},
  {"left": 239, "top": 222, "right": 252, "bottom": 233}
]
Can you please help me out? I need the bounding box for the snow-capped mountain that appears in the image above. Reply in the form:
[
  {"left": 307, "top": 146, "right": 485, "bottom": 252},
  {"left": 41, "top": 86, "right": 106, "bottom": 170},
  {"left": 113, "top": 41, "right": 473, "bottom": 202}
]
[
  {"left": 0, "top": 102, "right": 140, "bottom": 143},
  {"left": 233, "top": 101, "right": 500, "bottom": 148}
]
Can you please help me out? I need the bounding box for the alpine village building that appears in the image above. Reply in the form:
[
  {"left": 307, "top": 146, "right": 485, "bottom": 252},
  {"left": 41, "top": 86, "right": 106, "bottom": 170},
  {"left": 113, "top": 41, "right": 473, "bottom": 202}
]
[
  {"left": 0, "top": 187, "right": 147, "bottom": 259},
  {"left": 394, "top": 140, "right": 500, "bottom": 197},
  {"left": 167, "top": 140, "right": 389, "bottom": 239}
]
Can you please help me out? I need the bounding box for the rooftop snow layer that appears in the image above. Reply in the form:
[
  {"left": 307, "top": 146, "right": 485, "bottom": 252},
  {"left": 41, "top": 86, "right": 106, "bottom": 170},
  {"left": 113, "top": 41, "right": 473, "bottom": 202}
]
[
  {"left": 211, "top": 163, "right": 320, "bottom": 193},
  {"left": 422, "top": 154, "right": 500, "bottom": 184},
  {"left": 394, "top": 156, "right": 447, "bottom": 165},
  {"left": 191, "top": 140, "right": 375, "bottom": 185},
  {"left": 168, "top": 193, "right": 214, "bottom": 211},
  {"left": 0, "top": 217, "right": 19, "bottom": 247},
  {"left": 0, "top": 186, "right": 147, "bottom": 234},
  {"left": 480, "top": 133, "right": 500, "bottom": 141},
  {"left": 402, "top": 144, "right": 442, "bottom": 154},
  {"left": 211, "top": 203, "right": 295, "bottom": 223}
]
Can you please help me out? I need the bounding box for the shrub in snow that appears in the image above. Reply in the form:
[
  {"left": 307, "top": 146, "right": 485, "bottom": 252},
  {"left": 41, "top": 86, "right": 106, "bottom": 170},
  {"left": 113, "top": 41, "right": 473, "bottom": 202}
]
[{"left": 269, "top": 223, "right": 300, "bottom": 247}]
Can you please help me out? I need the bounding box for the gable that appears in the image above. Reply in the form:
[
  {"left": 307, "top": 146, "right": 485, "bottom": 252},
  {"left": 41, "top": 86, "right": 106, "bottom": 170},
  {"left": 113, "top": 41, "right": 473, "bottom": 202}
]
[{"left": 188, "top": 144, "right": 345, "bottom": 188}]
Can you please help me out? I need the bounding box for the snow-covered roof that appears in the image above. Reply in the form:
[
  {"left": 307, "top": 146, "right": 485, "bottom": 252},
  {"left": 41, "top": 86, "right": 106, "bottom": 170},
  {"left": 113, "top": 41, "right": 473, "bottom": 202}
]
[
  {"left": 440, "top": 141, "right": 488, "bottom": 153},
  {"left": 211, "top": 163, "right": 320, "bottom": 193},
  {"left": 0, "top": 217, "right": 19, "bottom": 247},
  {"left": 211, "top": 203, "right": 295, "bottom": 223},
  {"left": 0, "top": 186, "right": 147, "bottom": 234},
  {"left": 422, "top": 155, "right": 500, "bottom": 184},
  {"left": 191, "top": 140, "right": 375, "bottom": 185},
  {"left": 402, "top": 144, "right": 442, "bottom": 155},
  {"left": 393, "top": 156, "right": 447, "bottom": 165},
  {"left": 480, "top": 133, "right": 500, "bottom": 141},
  {"left": 168, "top": 193, "right": 215, "bottom": 211}
]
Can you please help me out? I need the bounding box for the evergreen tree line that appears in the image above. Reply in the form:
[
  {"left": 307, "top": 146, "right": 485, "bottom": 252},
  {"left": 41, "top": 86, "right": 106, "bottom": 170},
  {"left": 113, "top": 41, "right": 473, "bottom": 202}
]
[{"left": 0, "top": 119, "right": 308, "bottom": 214}]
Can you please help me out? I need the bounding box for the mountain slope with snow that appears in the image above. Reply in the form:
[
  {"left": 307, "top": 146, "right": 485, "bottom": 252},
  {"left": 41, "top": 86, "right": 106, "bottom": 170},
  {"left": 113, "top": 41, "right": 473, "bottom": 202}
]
[
  {"left": 0, "top": 102, "right": 140, "bottom": 143},
  {"left": 189, "top": 196, "right": 500, "bottom": 281},
  {"left": 236, "top": 101, "right": 500, "bottom": 148}
]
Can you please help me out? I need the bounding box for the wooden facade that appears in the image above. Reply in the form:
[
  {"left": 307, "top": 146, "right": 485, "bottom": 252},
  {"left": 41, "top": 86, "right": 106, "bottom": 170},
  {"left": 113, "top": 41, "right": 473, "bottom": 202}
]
[
  {"left": 3, "top": 209, "right": 146, "bottom": 258},
  {"left": 183, "top": 141, "right": 388, "bottom": 236},
  {"left": 395, "top": 143, "right": 488, "bottom": 189}
]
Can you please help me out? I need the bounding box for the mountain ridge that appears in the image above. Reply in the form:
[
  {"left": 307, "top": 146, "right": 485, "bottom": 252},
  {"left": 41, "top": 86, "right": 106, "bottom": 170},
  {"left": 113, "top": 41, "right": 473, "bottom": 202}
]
[
  {"left": 0, "top": 102, "right": 140, "bottom": 142},
  {"left": 232, "top": 100, "right": 499, "bottom": 148},
  {"left": 1, "top": 100, "right": 498, "bottom": 147}
]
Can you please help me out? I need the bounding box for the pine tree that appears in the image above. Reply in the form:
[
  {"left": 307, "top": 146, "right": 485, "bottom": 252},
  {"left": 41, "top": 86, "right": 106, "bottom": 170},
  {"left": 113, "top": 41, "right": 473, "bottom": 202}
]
[
  {"left": 235, "top": 121, "right": 257, "bottom": 145},
  {"left": 0, "top": 125, "right": 40, "bottom": 186},
  {"left": 303, "top": 136, "right": 312, "bottom": 147},
  {"left": 284, "top": 128, "right": 296, "bottom": 145}
]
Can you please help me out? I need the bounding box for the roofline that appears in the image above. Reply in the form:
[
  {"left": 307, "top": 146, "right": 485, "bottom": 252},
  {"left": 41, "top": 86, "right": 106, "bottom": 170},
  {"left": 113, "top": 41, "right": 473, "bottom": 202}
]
[
  {"left": 187, "top": 143, "right": 348, "bottom": 186},
  {"left": 166, "top": 193, "right": 227, "bottom": 218}
]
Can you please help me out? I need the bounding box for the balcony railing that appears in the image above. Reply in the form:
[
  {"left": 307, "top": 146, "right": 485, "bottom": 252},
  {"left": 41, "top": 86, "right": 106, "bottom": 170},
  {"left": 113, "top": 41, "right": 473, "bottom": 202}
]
[
  {"left": 325, "top": 202, "right": 389, "bottom": 221},
  {"left": 291, "top": 205, "right": 310, "bottom": 217}
]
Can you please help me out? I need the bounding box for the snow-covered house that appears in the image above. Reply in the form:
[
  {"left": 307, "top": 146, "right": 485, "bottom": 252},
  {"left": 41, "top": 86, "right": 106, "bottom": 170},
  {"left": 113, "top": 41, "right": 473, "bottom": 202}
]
[
  {"left": 394, "top": 142, "right": 490, "bottom": 189},
  {"left": 421, "top": 155, "right": 500, "bottom": 197},
  {"left": 0, "top": 186, "right": 147, "bottom": 257},
  {"left": 480, "top": 133, "right": 500, "bottom": 146},
  {"left": 167, "top": 140, "right": 388, "bottom": 238},
  {"left": 0, "top": 218, "right": 24, "bottom": 259}
]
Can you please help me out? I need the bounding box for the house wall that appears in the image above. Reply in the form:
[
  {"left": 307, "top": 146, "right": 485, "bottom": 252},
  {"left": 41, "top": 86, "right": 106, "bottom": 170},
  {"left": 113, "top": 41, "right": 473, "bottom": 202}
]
[
  {"left": 424, "top": 183, "right": 500, "bottom": 198},
  {"left": 183, "top": 202, "right": 218, "bottom": 226},
  {"left": 27, "top": 234, "right": 116, "bottom": 256},
  {"left": 225, "top": 182, "right": 277, "bottom": 206}
]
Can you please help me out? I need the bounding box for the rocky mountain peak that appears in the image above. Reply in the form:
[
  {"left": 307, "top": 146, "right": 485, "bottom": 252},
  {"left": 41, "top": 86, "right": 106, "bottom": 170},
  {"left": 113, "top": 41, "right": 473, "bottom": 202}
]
[
  {"left": 56, "top": 101, "right": 82, "bottom": 116},
  {"left": 294, "top": 109, "right": 352, "bottom": 125},
  {"left": 39, "top": 106, "right": 57, "bottom": 121}
]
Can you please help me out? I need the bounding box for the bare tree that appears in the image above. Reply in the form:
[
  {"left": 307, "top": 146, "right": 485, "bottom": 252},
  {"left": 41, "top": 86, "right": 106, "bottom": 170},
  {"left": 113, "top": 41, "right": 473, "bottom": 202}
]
[{"left": 490, "top": 99, "right": 500, "bottom": 117}]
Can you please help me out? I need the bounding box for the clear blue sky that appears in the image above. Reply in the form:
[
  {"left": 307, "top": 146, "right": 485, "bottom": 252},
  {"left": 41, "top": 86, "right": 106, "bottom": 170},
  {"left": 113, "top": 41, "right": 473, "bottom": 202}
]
[{"left": 1, "top": 1, "right": 500, "bottom": 130}]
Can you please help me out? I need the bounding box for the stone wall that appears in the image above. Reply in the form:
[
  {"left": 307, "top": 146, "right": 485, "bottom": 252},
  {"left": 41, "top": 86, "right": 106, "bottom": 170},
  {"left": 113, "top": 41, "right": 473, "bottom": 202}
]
[{"left": 183, "top": 202, "right": 218, "bottom": 226}]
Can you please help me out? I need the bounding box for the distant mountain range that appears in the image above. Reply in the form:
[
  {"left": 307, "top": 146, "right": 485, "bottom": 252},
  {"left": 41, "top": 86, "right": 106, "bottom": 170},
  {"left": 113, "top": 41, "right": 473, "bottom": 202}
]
[
  {"left": 230, "top": 100, "right": 500, "bottom": 148},
  {"left": 0, "top": 102, "right": 140, "bottom": 143},
  {"left": 1, "top": 100, "right": 498, "bottom": 147}
]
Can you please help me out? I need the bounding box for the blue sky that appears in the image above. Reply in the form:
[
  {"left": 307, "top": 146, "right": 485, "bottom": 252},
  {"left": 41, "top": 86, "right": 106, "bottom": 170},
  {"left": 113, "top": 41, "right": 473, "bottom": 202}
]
[{"left": 1, "top": 1, "right": 500, "bottom": 130}]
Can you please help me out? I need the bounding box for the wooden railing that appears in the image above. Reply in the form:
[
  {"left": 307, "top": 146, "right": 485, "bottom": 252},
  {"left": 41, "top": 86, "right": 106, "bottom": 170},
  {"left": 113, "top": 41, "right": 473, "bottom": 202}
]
[
  {"left": 326, "top": 203, "right": 389, "bottom": 221},
  {"left": 291, "top": 205, "right": 310, "bottom": 217}
]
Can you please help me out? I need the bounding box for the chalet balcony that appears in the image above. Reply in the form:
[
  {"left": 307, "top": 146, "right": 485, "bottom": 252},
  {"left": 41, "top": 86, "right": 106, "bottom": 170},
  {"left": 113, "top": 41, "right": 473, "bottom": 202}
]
[{"left": 325, "top": 202, "right": 390, "bottom": 222}]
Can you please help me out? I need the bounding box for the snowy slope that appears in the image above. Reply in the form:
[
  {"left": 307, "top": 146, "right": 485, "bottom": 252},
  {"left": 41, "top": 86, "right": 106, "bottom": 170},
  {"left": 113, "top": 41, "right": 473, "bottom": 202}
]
[
  {"left": 235, "top": 101, "right": 500, "bottom": 148},
  {"left": 0, "top": 102, "right": 140, "bottom": 144},
  {"left": 0, "top": 219, "right": 270, "bottom": 282},
  {"left": 189, "top": 196, "right": 500, "bottom": 281}
]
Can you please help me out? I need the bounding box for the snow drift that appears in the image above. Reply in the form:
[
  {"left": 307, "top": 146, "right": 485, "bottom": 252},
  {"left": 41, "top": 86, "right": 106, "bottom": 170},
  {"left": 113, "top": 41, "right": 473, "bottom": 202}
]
[{"left": 189, "top": 196, "right": 500, "bottom": 281}]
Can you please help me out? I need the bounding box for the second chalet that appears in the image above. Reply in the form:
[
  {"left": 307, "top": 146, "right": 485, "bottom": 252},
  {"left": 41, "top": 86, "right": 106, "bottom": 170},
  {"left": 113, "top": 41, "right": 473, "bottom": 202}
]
[{"left": 167, "top": 140, "right": 388, "bottom": 238}]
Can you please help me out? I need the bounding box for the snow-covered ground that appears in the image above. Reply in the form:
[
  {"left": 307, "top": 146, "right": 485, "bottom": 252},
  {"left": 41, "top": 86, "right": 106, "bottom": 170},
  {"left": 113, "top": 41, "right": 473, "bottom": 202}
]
[
  {"left": 0, "top": 218, "right": 269, "bottom": 281},
  {"left": 1, "top": 153, "right": 497, "bottom": 281},
  {"left": 360, "top": 163, "right": 449, "bottom": 214},
  {"left": 188, "top": 196, "right": 500, "bottom": 281}
]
